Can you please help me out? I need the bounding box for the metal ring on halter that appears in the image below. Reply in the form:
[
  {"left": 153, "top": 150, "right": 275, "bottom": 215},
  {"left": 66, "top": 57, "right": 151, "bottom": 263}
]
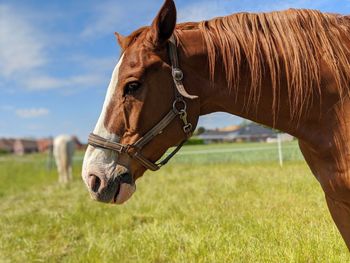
[
  {"left": 172, "top": 68, "right": 184, "bottom": 81},
  {"left": 172, "top": 98, "right": 187, "bottom": 114}
]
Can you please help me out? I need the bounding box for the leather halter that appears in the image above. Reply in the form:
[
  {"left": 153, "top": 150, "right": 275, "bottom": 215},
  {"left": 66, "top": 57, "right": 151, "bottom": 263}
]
[{"left": 88, "top": 35, "right": 198, "bottom": 171}]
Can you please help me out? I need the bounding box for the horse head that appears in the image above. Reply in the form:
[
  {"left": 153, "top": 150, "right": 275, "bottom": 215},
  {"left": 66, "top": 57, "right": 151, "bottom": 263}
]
[{"left": 82, "top": 0, "right": 200, "bottom": 204}]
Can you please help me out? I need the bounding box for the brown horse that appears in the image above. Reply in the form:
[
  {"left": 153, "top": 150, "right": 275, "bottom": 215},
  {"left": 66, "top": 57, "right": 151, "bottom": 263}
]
[{"left": 82, "top": 0, "right": 350, "bottom": 249}]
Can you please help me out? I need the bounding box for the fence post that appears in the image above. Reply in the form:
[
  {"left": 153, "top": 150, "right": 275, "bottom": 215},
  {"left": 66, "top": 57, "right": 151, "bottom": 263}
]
[
  {"left": 277, "top": 133, "right": 283, "bottom": 167},
  {"left": 47, "top": 136, "right": 54, "bottom": 170}
]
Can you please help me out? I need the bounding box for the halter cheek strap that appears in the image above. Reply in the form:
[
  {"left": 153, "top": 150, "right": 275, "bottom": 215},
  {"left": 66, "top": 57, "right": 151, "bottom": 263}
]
[{"left": 88, "top": 35, "right": 198, "bottom": 171}]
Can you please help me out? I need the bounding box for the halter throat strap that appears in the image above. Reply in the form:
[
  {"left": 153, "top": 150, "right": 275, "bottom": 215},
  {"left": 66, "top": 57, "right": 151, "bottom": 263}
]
[{"left": 88, "top": 35, "right": 197, "bottom": 171}]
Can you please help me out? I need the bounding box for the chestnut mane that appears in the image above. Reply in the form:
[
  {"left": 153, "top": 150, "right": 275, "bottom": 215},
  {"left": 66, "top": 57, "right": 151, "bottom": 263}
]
[{"left": 178, "top": 9, "right": 350, "bottom": 121}]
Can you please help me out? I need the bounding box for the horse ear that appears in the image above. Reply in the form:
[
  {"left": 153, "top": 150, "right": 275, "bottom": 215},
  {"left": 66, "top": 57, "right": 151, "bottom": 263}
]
[
  {"left": 150, "top": 0, "right": 177, "bottom": 46},
  {"left": 115, "top": 32, "right": 127, "bottom": 49}
]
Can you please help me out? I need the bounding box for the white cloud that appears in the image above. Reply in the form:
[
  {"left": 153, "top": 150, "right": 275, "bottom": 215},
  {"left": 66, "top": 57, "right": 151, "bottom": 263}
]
[
  {"left": 0, "top": 4, "right": 111, "bottom": 93},
  {"left": 0, "top": 5, "right": 47, "bottom": 77},
  {"left": 15, "top": 108, "right": 50, "bottom": 118},
  {"left": 20, "top": 53, "right": 118, "bottom": 92},
  {"left": 25, "top": 74, "right": 105, "bottom": 91}
]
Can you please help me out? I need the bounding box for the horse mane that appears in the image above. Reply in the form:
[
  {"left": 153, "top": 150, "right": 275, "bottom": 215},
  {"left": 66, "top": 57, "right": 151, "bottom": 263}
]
[{"left": 176, "top": 9, "right": 350, "bottom": 122}]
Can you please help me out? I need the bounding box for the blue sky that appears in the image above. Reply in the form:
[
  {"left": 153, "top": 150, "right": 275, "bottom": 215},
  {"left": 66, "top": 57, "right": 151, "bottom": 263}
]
[{"left": 1, "top": 0, "right": 350, "bottom": 140}]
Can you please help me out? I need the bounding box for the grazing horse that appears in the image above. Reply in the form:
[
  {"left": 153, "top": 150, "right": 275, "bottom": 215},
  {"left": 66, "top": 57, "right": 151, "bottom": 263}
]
[
  {"left": 54, "top": 135, "right": 75, "bottom": 184},
  {"left": 82, "top": 0, "right": 350, "bottom": 249}
]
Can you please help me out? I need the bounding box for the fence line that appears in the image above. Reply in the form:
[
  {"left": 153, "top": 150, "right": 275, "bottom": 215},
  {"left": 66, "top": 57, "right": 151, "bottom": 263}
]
[{"left": 168, "top": 144, "right": 298, "bottom": 156}]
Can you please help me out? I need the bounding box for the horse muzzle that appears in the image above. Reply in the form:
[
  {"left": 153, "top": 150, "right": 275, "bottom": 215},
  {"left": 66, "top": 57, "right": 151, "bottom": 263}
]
[{"left": 87, "top": 172, "right": 136, "bottom": 205}]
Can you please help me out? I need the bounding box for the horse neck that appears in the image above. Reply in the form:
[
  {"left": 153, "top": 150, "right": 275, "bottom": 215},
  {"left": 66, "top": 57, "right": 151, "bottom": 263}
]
[{"left": 178, "top": 29, "right": 317, "bottom": 138}]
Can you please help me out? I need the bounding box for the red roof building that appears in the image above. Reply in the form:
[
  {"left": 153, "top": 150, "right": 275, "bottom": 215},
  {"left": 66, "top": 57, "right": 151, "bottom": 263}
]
[
  {"left": 37, "top": 138, "right": 53, "bottom": 153},
  {"left": 0, "top": 139, "right": 15, "bottom": 153},
  {"left": 13, "top": 139, "right": 39, "bottom": 155}
]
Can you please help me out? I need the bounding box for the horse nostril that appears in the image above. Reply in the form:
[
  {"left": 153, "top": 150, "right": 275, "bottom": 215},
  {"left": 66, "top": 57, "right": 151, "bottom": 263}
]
[{"left": 89, "top": 174, "right": 101, "bottom": 193}]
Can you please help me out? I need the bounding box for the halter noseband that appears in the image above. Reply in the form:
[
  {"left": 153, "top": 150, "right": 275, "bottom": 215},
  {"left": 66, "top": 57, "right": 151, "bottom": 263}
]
[{"left": 88, "top": 35, "right": 198, "bottom": 171}]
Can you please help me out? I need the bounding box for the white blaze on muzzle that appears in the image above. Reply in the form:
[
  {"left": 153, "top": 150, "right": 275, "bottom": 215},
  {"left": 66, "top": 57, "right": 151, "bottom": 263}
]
[
  {"left": 93, "top": 54, "right": 125, "bottom": 140},
  {"left": 83, "top": 55, "right": 124, "bottom": 175},
  {"left": 82, "top": 55, "right": 136, "bottom": 204}
]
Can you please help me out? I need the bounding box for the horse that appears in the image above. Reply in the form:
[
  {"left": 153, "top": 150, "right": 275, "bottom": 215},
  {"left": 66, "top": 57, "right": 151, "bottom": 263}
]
[
  {"left": 82, "top": 0, "right": 350, "bottom": 250},
  {"left": 54, "top": 135, "right": 75, "bottom": 184}
]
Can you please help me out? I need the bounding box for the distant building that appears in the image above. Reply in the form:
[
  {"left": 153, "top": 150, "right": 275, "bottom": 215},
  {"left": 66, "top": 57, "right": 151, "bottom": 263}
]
[
  {"left": 198, "top": 125, "right": 240, "bottom": 143},
  {"left": 13, "top": 139, "right": 39, "bottom": 155},
  {"left": 234, "top": 123, "right": 277, "bottom": 142},
  {"left": 217, "top": 125, "right": 240, "bottom": 132},
  {"left": 0, "top": 139, "right": 15, "bottom": 153},
  {"left": 37, "top": 136, "right": 85, "bottom": 153},
  {"left": 1, "top": 135, "right": 86, "bottom": 155},
  {"left": 266, "top": 133, "right": 294, "bottom": 143},
  {"left": 198, "top": 129, "right": 239, "bottom": 144},
  {"left": 198, "top": 123, "right": 293, "bottom": 143},
  {"left": 37, "top": 138, "right": 53, "bottom": 153}
]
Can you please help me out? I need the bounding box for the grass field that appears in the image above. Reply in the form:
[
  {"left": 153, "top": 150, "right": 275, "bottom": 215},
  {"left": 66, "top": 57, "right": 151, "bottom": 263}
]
[{"left": 0, "top": 142, "right": 349, "bottom": 262}]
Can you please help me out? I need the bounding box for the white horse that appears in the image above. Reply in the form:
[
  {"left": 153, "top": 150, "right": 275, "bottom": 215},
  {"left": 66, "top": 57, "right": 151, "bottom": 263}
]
[{"left": 53, "top": 135, "right": 75, "bottom": 184}]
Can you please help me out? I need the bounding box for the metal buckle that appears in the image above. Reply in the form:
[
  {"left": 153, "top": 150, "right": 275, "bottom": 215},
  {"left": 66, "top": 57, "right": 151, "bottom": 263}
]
[
  {"left": 120, "top": 144, "right": 131, "bottom": 154},
  {"left": 172, "top": 68, "right": 183, "bottom": 81},
  {"left": 183, "top": 123, "right": 192, "bottom": 134},
  {"left": 178, "top": 109, "right": 193, "bottom": 134},
  {"left": 172, "top": 98, "right": 187, "bottom": 114}
]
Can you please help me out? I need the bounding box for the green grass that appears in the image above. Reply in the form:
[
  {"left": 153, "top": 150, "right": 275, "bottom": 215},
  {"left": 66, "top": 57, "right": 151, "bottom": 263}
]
[{"left": 0, "top": 142, "right": 349, "bottom": 262}]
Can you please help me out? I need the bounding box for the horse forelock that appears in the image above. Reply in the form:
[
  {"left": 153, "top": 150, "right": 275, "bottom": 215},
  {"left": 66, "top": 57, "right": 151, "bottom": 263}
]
[{"left": 119, "top": 27, "right": 150, "bottom": 51}]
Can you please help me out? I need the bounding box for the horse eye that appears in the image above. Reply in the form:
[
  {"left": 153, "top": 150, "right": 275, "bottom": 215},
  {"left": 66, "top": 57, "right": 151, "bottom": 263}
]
[{"left": 124, "top": 81, "right": 141, "bottom": 95}]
